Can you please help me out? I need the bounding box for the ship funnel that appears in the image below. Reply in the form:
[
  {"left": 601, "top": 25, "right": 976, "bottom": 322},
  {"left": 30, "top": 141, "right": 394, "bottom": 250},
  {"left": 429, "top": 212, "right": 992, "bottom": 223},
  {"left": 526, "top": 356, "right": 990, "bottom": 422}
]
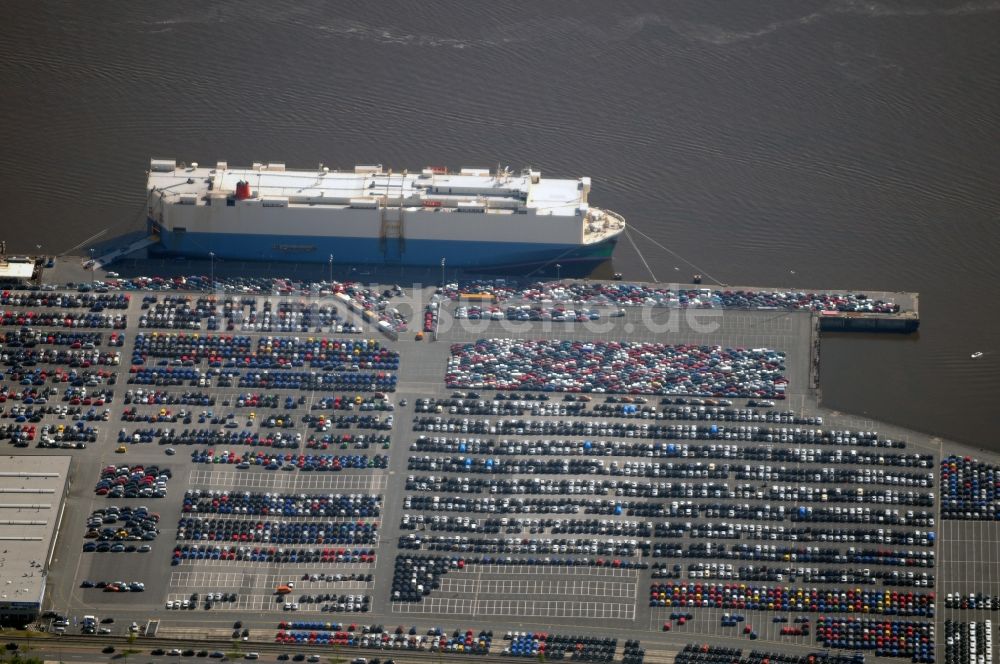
[{"left": 235, "top": 180, "right": 253, "bottom": 200}]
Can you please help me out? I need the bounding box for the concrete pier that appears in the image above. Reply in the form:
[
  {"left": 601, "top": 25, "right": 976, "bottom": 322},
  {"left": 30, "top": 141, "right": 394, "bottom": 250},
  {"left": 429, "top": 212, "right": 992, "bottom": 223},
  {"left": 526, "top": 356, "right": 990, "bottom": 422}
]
[{"left": 5, "top": 254, "right": 976, "bottom": 664}]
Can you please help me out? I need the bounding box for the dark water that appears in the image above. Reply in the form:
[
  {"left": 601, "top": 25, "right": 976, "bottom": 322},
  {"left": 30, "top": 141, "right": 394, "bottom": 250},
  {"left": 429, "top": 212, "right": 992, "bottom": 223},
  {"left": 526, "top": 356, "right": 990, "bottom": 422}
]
[{"left": 2, "top": 1, "right": 999, "bottom": 448}]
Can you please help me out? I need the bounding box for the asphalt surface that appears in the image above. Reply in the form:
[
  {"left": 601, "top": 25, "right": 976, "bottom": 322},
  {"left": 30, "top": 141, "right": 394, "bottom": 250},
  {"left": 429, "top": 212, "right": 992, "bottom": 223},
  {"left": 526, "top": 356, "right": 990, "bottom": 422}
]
[{"left": 3, "top": 278, "right": 996, "bottom": 664}]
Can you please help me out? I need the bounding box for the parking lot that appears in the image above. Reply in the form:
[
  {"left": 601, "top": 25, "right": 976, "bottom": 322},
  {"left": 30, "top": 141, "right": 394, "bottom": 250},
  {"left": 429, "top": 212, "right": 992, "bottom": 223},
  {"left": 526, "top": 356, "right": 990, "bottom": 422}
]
[{"left": 1, "top": 278, "right": 989, "bottom": 664}]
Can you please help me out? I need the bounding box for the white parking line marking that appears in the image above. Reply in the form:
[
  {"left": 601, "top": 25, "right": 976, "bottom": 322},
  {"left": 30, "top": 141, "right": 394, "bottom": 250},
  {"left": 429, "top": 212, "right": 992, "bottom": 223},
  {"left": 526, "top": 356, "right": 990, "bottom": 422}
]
[
  {"left": 390, "top": 597, "right": 634, "bottom": 619},
  {"left": 168, "top": 571, "right": 372, "bottom": 590},
  {"left": 437, "top": 578, "right": 635, "bottom": 598},
  {"left": 464, "top": 564, "right": 639, "bottom": 578},
  {"left": 188, "top": 469, "right": 387, "bottom": 491}
]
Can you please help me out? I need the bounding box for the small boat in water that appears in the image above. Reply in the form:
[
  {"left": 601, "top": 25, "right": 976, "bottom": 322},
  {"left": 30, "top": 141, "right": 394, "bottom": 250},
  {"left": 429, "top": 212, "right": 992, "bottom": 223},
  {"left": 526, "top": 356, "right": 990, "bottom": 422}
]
[{"left": 971, "top": 351, "right": 984, "bottom": 359}]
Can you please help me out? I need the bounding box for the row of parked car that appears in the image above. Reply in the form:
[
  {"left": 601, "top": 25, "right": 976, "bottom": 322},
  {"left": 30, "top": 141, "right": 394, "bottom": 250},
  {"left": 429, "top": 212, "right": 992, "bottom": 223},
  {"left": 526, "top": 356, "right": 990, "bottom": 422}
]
[
  {"left": 409, "top": 435, "right": 923, "bottom": 468},
  {"left": 940, "top": 455, "right": 1000, "bottom": 520},
  {"left": 124, "top": 388, "right": 216, "bottom": 405},
  {"left": 0, "top": 329, "right": 123, "bottom": 348},
  {"left": 944, "top": 620, "right": 992, "bottom": 664},
  {"left": 944, "top": 593, "right": 1000, "bottom": 610},
  {"left": 171, "top": 545, "right": 376, "bottom": 564},
  {"left": 238, "top": 371, "right": 397, "bottom": 392},
  {"left": 3, "top": 347, "right": 121, "bottom": 367},
  {"left": 446, "top": 339, "right": 787, "bottom": 398},
  {"left": 80, "top": 580, "right": 145, "bottom": 590},
  {"left": 674, "top": 644, "right": 861, "bottom": 664},
  {"left": 158, "top": 429, "right": 303, "bottom": 447},
  {"left": 95, "top": 464, "right": 170, "bottom": 497},
  {"left": 0, "top": 290, "right": 130, "bottom": 309},
  {"left": 813, "top": 618, "right": 934, "bottom": 661},
  {"left": 452, "top": 305, "right": 602, "bottom": 322},
  {"left": 175, "top": 517, "right": 379, "bottom": 545},
  {"left": 83, "top": 505, "right": 160, "bottom": 547},
  {"left": 275, "top": 624, "right": 487, "bottom": 656},
  {"left": 165, "top": 592, "right": 239, "bottom": 610},
  {"left": 182, "top": 490, "right": 382, "bottom": 517},
  {"left": 442, "top": 279, "right": 902, "bottom": 313},
  {"left": 398, "top": 533, "right": 641, "bottom": 556},
  {"left": 131, "top": 333, "right": 398, "bottom": 368},
  {"left": 306, "top": 433, "right": 391, "bottom": 450},
  {"left": 399, "top": 514, "right": 649, "bottom": 536},
  {"left": 502, "top": 632, "right": 619, "bottom": 660},
  {"left": 651, "top": 543, "right": 935, "bottom": 567},
  {"left": 649, "top": 582, "right": 935, "bottom": 616},
  {"left": 0, "top": 311, "right": 127, "bottom": 328}
]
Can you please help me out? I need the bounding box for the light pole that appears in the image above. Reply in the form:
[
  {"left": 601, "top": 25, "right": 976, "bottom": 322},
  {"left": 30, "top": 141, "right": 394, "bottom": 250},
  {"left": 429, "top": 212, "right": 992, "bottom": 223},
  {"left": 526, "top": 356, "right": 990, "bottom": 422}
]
[
  {"left": 208, "top": 252, "right": 215, "bottom": 291},
  {"left": 329, "top": 254, "right": 334, "bottom": 283},
  {"left": 555, "top": 263, "right": 562, "bottom": 281},
  {"left": 440, "top": 257, "right": 446, "bottom": 288}
]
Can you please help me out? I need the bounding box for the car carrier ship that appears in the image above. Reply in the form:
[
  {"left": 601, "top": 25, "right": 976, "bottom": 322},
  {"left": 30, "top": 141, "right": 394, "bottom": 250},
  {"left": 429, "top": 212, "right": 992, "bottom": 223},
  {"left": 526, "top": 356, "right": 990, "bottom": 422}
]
[{"left": 145, "top": 159, "right": 625, "bottom": 270}]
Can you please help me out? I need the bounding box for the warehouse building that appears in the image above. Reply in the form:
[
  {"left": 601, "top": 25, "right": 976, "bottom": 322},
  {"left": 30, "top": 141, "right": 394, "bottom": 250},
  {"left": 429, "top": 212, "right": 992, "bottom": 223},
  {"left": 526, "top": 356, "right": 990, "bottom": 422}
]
[{"left": 0, "top": 455, "right": 71, "bottom": 625}]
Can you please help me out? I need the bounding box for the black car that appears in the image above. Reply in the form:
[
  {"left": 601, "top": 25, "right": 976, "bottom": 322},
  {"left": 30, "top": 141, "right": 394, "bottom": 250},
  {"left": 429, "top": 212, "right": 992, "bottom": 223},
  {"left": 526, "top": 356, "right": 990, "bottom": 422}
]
[{"left": 151, "top": 649, "right": 165, "bottom": 656}]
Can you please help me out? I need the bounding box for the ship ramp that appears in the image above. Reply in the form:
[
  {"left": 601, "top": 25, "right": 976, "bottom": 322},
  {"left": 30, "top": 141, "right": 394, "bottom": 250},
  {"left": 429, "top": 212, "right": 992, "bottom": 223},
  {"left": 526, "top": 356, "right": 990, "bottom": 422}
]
[{"left": 84, "top": 234, "right": 158, "bottom": 269}]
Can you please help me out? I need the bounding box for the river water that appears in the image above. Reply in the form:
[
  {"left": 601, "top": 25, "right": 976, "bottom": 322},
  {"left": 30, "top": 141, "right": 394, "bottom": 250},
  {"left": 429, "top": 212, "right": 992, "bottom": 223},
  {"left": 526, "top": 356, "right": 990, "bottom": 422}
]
[{"left": 1, "top": 1, "right": 998, "bottom": 448}]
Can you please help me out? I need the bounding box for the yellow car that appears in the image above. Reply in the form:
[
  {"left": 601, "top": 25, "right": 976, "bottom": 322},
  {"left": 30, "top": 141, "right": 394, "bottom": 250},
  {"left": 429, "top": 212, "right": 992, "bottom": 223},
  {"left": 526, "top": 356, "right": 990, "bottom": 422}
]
[{"left": 115, "top": 444, "right": 127, "bottom": 454}]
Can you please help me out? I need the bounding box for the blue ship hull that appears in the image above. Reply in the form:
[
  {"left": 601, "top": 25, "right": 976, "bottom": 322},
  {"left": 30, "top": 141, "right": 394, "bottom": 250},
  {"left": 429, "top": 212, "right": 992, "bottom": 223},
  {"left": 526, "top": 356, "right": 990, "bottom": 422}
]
[{"left": 148, "top": 224, "right": 619, "bottom": 271}]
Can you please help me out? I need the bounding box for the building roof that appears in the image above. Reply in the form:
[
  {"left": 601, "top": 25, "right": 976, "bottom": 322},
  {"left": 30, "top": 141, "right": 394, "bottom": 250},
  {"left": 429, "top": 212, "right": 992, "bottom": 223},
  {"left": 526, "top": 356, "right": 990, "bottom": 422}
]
[
  {"left": 0, "top": 259, "right": 35, "bottom": 281},
  {"left": 0, "top": 456, "right": 71, "bottom": 609}
]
